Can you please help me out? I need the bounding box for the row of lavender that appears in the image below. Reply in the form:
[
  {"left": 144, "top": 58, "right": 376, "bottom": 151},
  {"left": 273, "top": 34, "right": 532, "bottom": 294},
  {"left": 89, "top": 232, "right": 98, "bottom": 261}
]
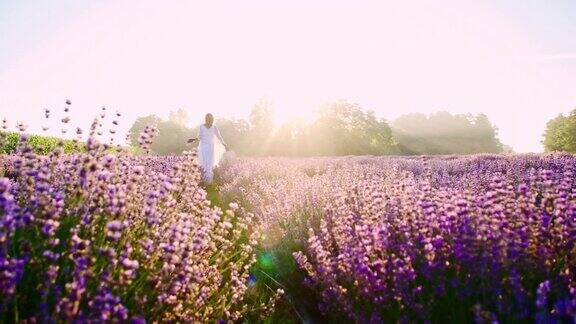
[
  {"left": 218, "top": 154, "right": 576, "bottom": 322},
  {"left": 0, "top": 133, "right": 282, "bottom": 322}
]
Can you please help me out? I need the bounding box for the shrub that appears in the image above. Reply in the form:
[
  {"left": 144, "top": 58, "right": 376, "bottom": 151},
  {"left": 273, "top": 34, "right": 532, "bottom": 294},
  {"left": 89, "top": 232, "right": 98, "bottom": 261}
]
[{"left": 0, "top": 135, "right": 282, "bottom": 322}]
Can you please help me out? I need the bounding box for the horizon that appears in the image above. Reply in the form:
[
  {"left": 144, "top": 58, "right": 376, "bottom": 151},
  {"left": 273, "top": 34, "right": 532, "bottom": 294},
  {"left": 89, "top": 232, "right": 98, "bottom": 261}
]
[{"left": 1, "top": 0, "right": 576, "bottom": 152}]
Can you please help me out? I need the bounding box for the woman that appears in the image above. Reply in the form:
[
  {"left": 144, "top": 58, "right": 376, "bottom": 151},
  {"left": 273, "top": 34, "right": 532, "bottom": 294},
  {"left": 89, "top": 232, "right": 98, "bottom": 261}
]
[{"left": 188, "top": 113, "right": 228, "bottom": 183}]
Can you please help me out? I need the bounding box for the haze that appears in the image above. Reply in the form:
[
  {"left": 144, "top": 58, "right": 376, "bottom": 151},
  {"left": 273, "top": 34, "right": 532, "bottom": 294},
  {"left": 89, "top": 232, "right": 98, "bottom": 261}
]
[{"left": 1, "top": 0, "right": 575, "bottom": 152}]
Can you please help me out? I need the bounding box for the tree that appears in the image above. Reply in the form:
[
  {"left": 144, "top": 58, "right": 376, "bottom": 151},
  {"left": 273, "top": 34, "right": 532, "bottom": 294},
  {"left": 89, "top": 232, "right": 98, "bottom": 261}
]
[
  {"left": 245, "top": 99, "right": 275, "bottom": 155},
  {"left": 128, "top": 115, "right": 162, "bottom": 147},
  {"left": 391, "top": 112, "right": 503, "bottom": 154},
  {"left": 168, "top": 109, "right": 190, "bottom": 127},
  {"left": 128, "top": 114, "right": 193, "bottom": 155},
  {"left": 471, "top": 113, "right": 502, "bottom": 153},
  {"left": 268, "top": 119, "right": 305, "bottom": 156},
  {"left": 543, "top": 109, "right": 576, "bottom": 152},
  {"left": 303, "top": 101, "right": 397, "bottom": 156},
  {"left": 151, "top": 120, "right": 194, "bottom": 155}
]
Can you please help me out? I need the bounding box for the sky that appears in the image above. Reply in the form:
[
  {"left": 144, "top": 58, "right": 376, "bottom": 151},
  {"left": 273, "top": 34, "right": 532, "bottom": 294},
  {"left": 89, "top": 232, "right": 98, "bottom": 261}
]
[{"left": 0, "top": 0, "right": 575, "bottom": 152}]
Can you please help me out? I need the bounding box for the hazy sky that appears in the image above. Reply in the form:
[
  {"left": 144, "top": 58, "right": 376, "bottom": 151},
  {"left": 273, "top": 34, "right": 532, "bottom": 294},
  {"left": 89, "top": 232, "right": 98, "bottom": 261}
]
[{"left": 1, "top": 0, "right": 575, "bottom": 152}]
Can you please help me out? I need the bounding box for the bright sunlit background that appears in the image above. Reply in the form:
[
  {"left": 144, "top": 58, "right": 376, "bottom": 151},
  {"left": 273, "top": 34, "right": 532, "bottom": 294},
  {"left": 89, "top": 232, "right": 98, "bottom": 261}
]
[{"left": 1, "top": 0, "right": 575, "bottom": 152}]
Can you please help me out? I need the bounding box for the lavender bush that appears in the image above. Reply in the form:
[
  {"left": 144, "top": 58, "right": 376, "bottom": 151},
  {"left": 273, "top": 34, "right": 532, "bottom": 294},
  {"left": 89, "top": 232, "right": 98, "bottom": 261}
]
[
  {"left": 219, "top": 155, "right": 576, "bottom": 322},
  {"left": 0, "top": 129, "right": 282, "bottom": 322}
]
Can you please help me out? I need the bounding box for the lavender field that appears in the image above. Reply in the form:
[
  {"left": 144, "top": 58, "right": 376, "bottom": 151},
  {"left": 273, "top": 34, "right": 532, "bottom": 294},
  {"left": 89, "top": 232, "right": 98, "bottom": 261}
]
[
  {"left": 1, "top": 133, "right": 576, "bottom": 322},
  {"left": 218, "top": 154, "right": 576, "bottom": 322}
]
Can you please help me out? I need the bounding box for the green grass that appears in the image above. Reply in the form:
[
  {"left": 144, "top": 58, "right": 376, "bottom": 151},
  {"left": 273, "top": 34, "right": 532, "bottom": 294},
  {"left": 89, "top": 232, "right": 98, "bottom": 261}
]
[{"left": 204, "top": 183, "right": 222, "bottom": 208}]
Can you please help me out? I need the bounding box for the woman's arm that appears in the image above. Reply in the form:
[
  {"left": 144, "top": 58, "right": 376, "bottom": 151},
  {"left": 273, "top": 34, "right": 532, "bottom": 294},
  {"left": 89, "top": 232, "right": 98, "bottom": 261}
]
[
  {"left": 214, "top": 126, "right": 228, "bottom": 149},
  {"left": 187, "top": 125, "right": 202, "bottom": 143}
]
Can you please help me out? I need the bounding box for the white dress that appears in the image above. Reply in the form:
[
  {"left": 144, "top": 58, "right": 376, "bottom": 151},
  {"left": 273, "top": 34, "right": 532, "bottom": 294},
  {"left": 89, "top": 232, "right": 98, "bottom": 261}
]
[{"left": 197, "top": 124, "right": 226, "bottom": 182}]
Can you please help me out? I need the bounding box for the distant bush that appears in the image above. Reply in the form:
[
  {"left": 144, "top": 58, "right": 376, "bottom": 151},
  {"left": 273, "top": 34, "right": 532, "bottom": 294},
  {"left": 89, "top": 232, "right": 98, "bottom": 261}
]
[
  {"left": 0, "top": 132, "right": 141, "bottom": 155},
  {"left": 0, "top": 132, "right": 84, "bottom": 155}
]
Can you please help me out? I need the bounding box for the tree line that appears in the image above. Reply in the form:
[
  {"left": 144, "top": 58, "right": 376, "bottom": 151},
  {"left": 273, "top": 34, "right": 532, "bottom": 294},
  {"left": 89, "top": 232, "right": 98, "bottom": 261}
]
[{"left": 128, "top": 101, "right": 506, "bottom": 156}]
